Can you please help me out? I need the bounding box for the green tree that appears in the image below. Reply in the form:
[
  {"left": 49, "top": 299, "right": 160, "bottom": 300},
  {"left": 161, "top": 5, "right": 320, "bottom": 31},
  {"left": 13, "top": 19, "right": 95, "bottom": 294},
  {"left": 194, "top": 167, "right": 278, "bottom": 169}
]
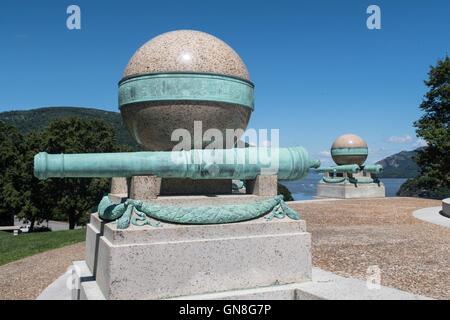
[
  {"left": 0, "top": 121, "right": 23, "bottom": 226},
  {"left": 1, "top": 117, "right": 131, "bottom": 231},
  {"left": 1, "top": 122, "right": 54, "bottom": 231},
  {"left": 41, "top": 117, "right": 129, "bottom": 229},
  {"left": 398, "top": 56, "right": 450, "bottom": 198},
  {"left": 17, "top": 131, "right": 55, "bottom": 231},
  {"left": 277, "top": 183, "right": 294, "bottom": 201}
]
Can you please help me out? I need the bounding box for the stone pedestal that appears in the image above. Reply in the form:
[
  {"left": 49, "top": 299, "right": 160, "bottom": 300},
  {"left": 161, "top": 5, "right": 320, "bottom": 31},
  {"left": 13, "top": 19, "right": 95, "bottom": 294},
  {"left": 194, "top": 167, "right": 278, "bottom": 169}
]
[
  {"left": 109, "top": 178, "right": 128, "bottom": 203},
  {"left": 81, "top": 207, "right": 311, "bottom": 300},
  {"left": 442, "top": 198, "right": 450, "bottom": 218},
  {"left": 128, "top": 175, "right": 161, "bottom": 200},
  {"left": 245, "top": 175, "right": 277, "bottom": 196},
  {"left": 76, "top": 174, "right": 309, "bottom": 300},
  {"left": 110, "top": 177, "right": 128, "bottom": 194},
  {"left": 127, "top": 176, "right": 233, "bottom": 199},
  {"left": 114, "top": 175, "right": 278, "bottom": 199},
  {"left": 316, "top": 181, "right": 385, "bottom": 199}
]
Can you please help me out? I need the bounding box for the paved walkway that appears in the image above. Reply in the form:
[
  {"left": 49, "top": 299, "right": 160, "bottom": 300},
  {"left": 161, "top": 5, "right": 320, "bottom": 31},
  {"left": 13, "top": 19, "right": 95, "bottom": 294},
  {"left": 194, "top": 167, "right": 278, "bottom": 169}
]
[
  {"left": 36, "top": 271, "right": 73, "bottom": 300},
  {"left": 413, "top": 206, "right": 450, "bottom": 228}
]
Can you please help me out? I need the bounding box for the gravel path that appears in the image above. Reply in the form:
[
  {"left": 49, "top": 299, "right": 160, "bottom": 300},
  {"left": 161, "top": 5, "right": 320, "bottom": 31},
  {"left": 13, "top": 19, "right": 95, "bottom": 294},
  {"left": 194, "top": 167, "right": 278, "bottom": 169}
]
[
  {"left": 0, "top": 242, "right": 85, "bottom": 300},
  {"left": 290, "top": 197, "right": 449, "bottom": 300}
]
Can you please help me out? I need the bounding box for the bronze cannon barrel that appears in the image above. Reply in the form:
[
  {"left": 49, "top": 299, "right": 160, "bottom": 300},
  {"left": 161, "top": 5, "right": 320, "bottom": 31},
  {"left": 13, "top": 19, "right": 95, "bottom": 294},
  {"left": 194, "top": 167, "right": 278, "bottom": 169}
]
[
  {"left": 34, "top": 147, "right": 320, "bottom": 181},
  {"left": 314, "top": 164, "right": 361, "bottom": 174}
]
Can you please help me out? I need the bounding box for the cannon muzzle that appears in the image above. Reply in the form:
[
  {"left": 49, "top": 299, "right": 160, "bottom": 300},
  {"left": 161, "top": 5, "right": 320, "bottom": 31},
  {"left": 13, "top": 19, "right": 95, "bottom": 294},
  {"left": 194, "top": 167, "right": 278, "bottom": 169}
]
[{"left": 362, "top": 164, "right": 383, "bottom": 174}]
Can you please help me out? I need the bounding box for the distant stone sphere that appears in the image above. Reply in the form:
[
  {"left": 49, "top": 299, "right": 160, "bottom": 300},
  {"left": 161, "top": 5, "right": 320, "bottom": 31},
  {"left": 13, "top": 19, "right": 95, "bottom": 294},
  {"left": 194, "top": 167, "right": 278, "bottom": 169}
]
[
  {"left": 119, "top": 30, "right": 253, "bottom": 151},
  {"left": 331, "top": 134, "right": 368, "bottom": 165}
]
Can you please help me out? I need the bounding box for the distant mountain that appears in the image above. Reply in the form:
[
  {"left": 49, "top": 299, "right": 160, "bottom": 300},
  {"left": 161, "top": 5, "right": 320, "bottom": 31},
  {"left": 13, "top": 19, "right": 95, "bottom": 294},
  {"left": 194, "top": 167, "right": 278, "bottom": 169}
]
[
  {"left": 0, "top": 107, "right": 139, "bottom": 150},
  {"left": 376, "top": 149, "right": 423, "bottom": 178}
]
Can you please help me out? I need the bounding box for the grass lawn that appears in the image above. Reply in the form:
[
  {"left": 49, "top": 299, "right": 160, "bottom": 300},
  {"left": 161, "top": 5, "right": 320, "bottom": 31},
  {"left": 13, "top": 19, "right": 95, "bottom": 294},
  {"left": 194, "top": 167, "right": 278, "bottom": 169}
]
[{"left": 0, "top": 228, "right": 86, "bottom": 266}]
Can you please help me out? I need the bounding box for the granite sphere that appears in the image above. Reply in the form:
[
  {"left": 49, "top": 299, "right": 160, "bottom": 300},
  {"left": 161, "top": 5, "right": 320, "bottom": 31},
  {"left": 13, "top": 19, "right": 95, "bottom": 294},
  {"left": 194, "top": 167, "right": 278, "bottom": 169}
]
[
  {"left": 122, "top": 30, "right": 250, "bottom": 80},
  {"left": 120, "top": 30, "right": 253, "bottom": 151},
  {"left": 331, "top": 134, "right": 368, "bottom": 165}
]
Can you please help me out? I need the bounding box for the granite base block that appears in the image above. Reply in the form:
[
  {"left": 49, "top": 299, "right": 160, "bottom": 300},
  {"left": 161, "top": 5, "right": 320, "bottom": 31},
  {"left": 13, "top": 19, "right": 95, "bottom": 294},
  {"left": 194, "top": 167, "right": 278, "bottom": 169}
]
[
  {"left": 75, "top": 261, "right": 430, "bottom": 300},
  {"left": 316, "top": 181, "right": 385, "bottom": 199},
  {"left": 84, "top": 213, "right": 311, "bottom": 300}
]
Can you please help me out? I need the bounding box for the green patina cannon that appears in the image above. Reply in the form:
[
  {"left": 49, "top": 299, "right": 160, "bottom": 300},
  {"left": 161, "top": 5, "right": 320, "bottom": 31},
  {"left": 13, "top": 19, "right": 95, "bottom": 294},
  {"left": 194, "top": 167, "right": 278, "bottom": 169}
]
[
  {"left": 362, "top": 164, "right": 384, "bottom": 174},
  {"left": 34, "top": 146, "right": 320, "bottom": 181},
  {"left": 315, "top": 164, "right": 360, "bottom": 174},
  {"left": 315, "top": 164, "right": 383, "bottom": 184},
  {"left": 34, "top": 147, "right": 320, "bottom": 227}
]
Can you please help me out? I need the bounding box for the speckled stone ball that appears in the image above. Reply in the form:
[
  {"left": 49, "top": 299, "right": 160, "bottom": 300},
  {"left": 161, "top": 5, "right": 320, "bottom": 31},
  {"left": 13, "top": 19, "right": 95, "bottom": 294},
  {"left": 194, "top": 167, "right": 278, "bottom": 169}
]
[
  {"left": 331, "top": 134, "right": 368, "bottom": 165},
  {"left": 119, "top": 30, "right": 253, "bottom": 151}
]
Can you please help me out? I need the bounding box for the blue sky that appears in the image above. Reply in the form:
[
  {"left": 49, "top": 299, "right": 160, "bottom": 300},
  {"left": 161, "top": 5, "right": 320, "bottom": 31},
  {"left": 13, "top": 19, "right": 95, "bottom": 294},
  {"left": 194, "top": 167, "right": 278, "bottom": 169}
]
[{"left": 0, "top": 0, "right": 448, "bottom": 165}]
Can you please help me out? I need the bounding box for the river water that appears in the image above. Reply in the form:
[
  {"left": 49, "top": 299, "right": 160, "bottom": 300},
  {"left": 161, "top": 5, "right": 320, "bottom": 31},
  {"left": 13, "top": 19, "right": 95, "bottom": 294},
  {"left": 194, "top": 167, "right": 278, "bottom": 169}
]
[{"left": 279, "top": 171, "right": 408, "bottom": 201}]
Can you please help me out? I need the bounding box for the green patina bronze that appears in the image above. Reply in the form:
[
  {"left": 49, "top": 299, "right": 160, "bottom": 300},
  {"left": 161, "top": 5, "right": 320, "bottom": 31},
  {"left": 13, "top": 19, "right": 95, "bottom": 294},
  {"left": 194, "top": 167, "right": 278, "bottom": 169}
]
[
  {"left": 232, "top": 181, "right": 245, "bottom": 190},
  {"left": 322, "top": 177, "right": 347, "bottom": 183},
  {"left": 316, "top": 164, "right": 383, "bottom": 175},
  {"left": 315, "top": 164, "right": 360, "bottom": 174},
  {"left": 97, "top": 194, "right": 299, "bottom": 229},
  {"left": 316, "top": 164, "right": 382, "bottom": 185},
  {"left": 363, "top": 164, "right": 383, "bottom": 174},
  {"left": 330, "top": 148, "right": 369, "bottom": 156},
  {"left": 34, "top": 147, "right": 320, "bottom": 181},
  {"left": 321, "top": 177, "right": 379, "bottom": 184},
  {"left": 348, "top": 177, "right": 379, "bottom": 184},
  {"left": 118, "top": 72, "right": 255, "bottom": 110}
]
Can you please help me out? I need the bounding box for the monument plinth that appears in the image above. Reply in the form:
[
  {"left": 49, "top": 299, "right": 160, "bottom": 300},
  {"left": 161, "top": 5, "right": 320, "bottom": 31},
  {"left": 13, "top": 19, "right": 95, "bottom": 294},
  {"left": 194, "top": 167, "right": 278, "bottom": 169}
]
[
  {"left": 35, "top": 30, "right": 319, "bottom": 300},
  {"left": 84, "top": 212, "right": 311, "bottom": 300},
  {"left": 315, "top": 134, "right": 386, "bottom": 199}
]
